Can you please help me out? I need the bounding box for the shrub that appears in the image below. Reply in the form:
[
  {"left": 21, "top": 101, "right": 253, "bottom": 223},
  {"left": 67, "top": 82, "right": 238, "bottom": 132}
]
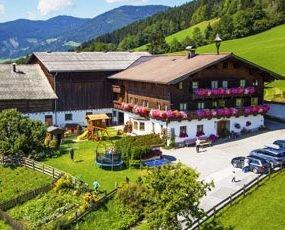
[
  {"left": 49, "top": 140, "right": 58, "bottom": 149},
  {"left": 54, "top": 175, "right": 74, "bottom": 192},
  {"left": 44, "top": 139, "right": 50, "bottom": 148}
]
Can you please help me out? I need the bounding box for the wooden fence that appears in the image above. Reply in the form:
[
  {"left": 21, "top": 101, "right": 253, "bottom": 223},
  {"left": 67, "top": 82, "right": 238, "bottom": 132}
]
[
  {"left": 190, "top": 167, "right": 283, "bottom": 229},
  {"left": 0, "top": 209, "right": 24, "bottom": 230}
]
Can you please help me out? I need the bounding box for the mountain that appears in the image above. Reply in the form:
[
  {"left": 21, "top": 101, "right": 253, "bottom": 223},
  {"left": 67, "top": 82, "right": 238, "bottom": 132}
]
[
  {"left": 0, "top": 5, "right": 168, "bottom": 59},
  {"left": 78, "top": 0, "right": 284, "bottom": 53}
]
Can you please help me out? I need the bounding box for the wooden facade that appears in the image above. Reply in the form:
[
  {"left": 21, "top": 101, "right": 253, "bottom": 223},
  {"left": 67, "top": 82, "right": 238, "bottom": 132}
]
[
  {"left": 113, "top": 58, "right": 267, "bottom": 112},
  {"left": 0, "top": 100, "right": 54, "bottom": 113}
]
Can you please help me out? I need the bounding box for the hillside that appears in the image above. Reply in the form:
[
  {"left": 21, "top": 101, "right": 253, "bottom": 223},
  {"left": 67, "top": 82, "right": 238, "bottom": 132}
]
[
  {"left": 79, "top": 0, "right": 284, "bottom": 53},
  {"left": 0, "top": 5, "right": 168, "bottom": 59},
  {"left": 135, "top": 18, "right": 220, "bottom": 51}
]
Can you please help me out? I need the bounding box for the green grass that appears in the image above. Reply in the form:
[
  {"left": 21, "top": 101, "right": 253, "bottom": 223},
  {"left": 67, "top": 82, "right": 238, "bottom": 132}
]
[
  {"left": 135, "top": 19, "right": 219, "bottom": 51},
  {"left": 213, "top": 171, "right": 285, "bottom": 229},
  {"left": 0, "top": 221, "right": 11, "bottom": 230},
  {"left": 45, "top": 128, "right": 143, "bottom": 192},
  {"left": 0, "top": 166, "right": 52, "bottom": 202}
]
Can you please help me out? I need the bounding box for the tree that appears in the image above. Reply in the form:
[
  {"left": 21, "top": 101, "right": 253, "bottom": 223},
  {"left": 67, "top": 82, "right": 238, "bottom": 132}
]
[
  {"left": 0, "top": 109, "right": 46, "bottom": 157},
  {"left": 169, "top": 38, "right": 182, "bottom": 53},
  {"left": 192, "top": 27, "right": 205, "bottom": 47},
  {"left": 147, "top": 30, "right": 169, "bottom": 54},
  {"left": 204, "top": 23, "right": 215, "bottom": 42},
  {"left": 117, "top": 163, "right": 213, "bottom": 229}
]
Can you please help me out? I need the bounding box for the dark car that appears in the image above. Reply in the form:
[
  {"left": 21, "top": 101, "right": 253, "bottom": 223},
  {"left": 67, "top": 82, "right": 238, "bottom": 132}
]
[
  {"left": 231, "top": 156, "right": 271, "bottom": 174},
  {"left": 273, "top": 140, "right": 285, "bottom": 149},
  {"left": 250, "top": 147, "right": 285, "bottom": 168}
]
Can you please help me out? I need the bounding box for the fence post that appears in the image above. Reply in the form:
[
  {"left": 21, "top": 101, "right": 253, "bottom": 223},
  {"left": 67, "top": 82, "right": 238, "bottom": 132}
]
[
  {"left": 33, "top": 161, "right": 35, "bottom": 171},
  {"left": 230, "top": 194, "right": 232, "bottom": 205},
  {"left": 42, "top": 164, "right": 45, "bottom": 174},
  {"left": 243, "top": 184, "right": 246, "bottom": 196},
  {"left": 52, "top": 168, "right": 55, "bottom": 178}
]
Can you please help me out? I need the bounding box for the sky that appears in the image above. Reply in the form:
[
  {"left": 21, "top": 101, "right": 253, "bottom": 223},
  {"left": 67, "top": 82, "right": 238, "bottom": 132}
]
[{"left": 0, "top": 0, "right": 191, "bottom": 23}]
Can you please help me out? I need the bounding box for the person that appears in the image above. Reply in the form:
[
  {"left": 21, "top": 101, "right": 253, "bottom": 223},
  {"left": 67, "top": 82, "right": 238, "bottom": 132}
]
[
  {"left": 243, "top": 158, "right": 249, "bottom": 173},
  {"left": 196, "top": 137, "right": 201, "bottom": 153},
  {"left": 93, "top": 180, "right": 100, "bottom": 192},
  {"left": 231, "top": 170, "right": 237, "bottom": 183},
  {"left": 125, "top": 176, "right": 130, "bottom": 184},
  {"left": 69, "top": 148, "right": 74, "bottom": 161}
]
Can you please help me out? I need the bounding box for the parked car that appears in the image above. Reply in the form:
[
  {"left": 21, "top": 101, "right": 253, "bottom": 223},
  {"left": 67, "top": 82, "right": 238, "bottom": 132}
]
[
  {"left": 231, "top": 156, "right": 271, "bottom": 174},
  {"left": 250, "top": 147, "right": 285, "bottom": 168},
  {"left": 273, "top": 140, "right": 285, "bottom": 149}
]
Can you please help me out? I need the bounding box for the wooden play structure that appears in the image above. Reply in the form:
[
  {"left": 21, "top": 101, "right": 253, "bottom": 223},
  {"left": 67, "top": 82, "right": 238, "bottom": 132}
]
[{"left": 86, "top": 114, "right": 110, "bottom": 141}]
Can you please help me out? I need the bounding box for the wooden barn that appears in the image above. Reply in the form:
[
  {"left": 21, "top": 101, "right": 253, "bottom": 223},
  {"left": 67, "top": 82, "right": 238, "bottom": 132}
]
[
  {"left": 28, "top": 52, "right": 150, "bottom": 127},
  {"left": 0, "top": 64, "right": 57, "bottom": 125}
]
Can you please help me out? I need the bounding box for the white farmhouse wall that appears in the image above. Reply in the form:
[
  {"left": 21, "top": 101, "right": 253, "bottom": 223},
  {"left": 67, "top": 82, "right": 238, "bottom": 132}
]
[{"left": 266, "top": 103, "right": 285, "bottom": 120}]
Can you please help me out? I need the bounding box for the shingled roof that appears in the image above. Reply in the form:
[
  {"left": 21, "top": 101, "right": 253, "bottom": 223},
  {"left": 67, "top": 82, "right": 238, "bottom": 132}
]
[
  {"left": 0, "top": 64, "right": 57, "bottom": 100},
  {"left": 30, "top": 52, "right": 151, "bottom": 72},
  {"left": 109, "top": 53, "right": 280, "bottom": 84}
]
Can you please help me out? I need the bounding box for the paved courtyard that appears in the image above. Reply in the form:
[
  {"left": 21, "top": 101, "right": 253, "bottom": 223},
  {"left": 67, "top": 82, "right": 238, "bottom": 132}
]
[{"left": 162, "top": 119, "right": 285, "bottom": 212}]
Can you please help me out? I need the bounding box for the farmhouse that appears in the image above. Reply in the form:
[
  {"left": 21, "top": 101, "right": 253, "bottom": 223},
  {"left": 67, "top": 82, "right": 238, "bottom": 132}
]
[
  {"left": 28, "top": 51, "right": 150, "bottom": 127},
  {"left": 109, "top": 51, "right": 280, "bottom": 145},
  {"left": 0, "top": 64, "right": 57, "bottom": 120}
]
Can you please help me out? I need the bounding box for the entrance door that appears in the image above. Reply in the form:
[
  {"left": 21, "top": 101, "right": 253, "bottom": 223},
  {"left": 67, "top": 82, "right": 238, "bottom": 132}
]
[
  {"left": 217, "top": 120, "right": 229, "bottom": 136},
  {"left": 118, "top": 112, "right": 124, "bottom": 125}
]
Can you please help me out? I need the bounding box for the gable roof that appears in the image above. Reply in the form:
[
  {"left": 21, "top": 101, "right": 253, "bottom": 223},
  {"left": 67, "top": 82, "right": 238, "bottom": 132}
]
[
  {"left": 0, "top": 64, "right": 57, "bottom": 100},
  {"left": 109, "top": 53, "right": 281, "bottom": 84},
  {"left": 29, "top": 52, "right": 151, "bottom": 73}
]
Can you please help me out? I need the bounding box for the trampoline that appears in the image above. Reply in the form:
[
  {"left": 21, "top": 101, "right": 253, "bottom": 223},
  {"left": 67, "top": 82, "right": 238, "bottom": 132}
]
[
  {"left": 95, "top": 151, "right": 124, "bottom": 168},
  {"left": 144, "top": 158, "right": 171, "bottom": 167}
]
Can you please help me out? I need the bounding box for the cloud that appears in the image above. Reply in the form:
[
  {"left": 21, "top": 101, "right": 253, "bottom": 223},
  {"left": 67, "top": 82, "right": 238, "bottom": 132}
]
[
  {"left": 0, "top": 4, "right": 5, "bottom": 15},
  {"left": 37, "top": 0, "right": 73, "bottom": 15}
]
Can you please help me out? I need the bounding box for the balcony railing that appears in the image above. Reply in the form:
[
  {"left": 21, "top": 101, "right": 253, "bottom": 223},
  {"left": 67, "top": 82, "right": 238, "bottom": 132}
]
[
  {"left": 193, "top": 87, "right": 257, "bottom": 99},
  {"left": 114, "top": 101, "right": 270, "bottom": 122}
]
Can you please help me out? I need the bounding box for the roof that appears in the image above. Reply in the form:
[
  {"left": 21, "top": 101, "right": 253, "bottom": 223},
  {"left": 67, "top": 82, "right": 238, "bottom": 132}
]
[
  {"left": 0, "top": 64, "right": 57, "bottom": 100},
  {"left": 87, "top": 114, "right": 110, "bottom": 121},
  {"left": 30, "top": 52, "right": 151, "bottom": 73},
  {"left": 47, "top": 126, "right": 65, "bottom": 134},
  {"left": 109, "top": 53, "right": 281, "bottom": 84}
]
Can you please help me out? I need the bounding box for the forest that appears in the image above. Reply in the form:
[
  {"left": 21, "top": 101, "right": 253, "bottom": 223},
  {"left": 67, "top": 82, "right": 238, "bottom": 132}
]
[{"left": 77, "top": 0, "right": 285, "bottom": 54}]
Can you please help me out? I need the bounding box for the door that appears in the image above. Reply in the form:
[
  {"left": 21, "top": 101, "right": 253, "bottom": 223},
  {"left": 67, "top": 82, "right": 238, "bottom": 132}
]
[
  {"left": 45, "top": 115, "right": 53, "bottom": 126},
  {"left": 118, "top": 112, "right": 124, "bottom": 125},
  {"left": 217, "top": 120, "right": 229, "bottom": 136}
]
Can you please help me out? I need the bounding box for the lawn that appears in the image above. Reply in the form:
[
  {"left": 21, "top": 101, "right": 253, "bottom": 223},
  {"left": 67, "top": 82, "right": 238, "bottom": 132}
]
[
  {"left": 212, "top": 171, "right": 285, "bottom": 229},
  {"left": 45, "top": 128, "right": 143, "bottom": 192},
  {"left": 0, "top": 221, "right": 11, "bottom": 230},
  {"left": 0, "top": 166, "right": 52, "bottom": 202},
  {"left": 135, "top": 18, "right": 219, "bottom": 51}
]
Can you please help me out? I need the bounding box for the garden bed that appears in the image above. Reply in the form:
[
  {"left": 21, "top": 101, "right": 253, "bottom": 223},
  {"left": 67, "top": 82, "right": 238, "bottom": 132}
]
[{"left": 0, "top": 166, "right": 52, "bottom": 202}]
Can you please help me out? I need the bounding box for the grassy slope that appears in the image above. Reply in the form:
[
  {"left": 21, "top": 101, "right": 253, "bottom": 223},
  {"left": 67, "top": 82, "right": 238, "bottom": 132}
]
[
  {"left": 135, "top": 19, "right": 219, "bottom": 51},
  {"left": 215, "top": 171, "right": 285, "bottom": 229},
  {"left": 45, "top": 128, "right": 143, "bottom": 192},
  {"left": 0, "top": 166, "right": 51, "bottom": 202}
]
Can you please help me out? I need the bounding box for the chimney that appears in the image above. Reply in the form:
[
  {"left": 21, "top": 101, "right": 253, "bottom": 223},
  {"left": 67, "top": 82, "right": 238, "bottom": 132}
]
[
  {"left": 12, "top": 63, "right": 17, "bottom": 73},
  {"left": 186, "top": 46, "right": 196, "bottom": 59}
]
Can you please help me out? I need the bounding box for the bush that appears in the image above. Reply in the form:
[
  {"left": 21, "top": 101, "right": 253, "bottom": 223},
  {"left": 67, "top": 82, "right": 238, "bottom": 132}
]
[
  {"left": 49, "top": 140, "right": 58, "bottom": 149},
  {"left": 115, "top": 134, "right": 163, "bottom": 163},
  {"left": 54, "top": 175, "right": 74, "bottom": 192}
]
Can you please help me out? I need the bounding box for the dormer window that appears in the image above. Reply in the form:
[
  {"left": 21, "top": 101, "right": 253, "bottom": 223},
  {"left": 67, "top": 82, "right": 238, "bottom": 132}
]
[
  {"left": 192, "top": 81, "right": 198, "bottom": 89},
  {"left": 178, "top": 82, "right": 183, "bottom": 90}
]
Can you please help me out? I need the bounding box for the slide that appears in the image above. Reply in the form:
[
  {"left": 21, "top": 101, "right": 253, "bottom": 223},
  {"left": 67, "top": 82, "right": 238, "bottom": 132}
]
[{"left": 77, "top": 130, "right": 88, "bottom": 141}]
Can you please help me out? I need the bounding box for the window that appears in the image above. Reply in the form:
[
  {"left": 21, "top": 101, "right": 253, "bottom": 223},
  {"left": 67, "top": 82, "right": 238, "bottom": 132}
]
[
  {"left": 179, "top": 126, "right": 188, "bottom": 138},
  {"left": 129, "top": 97, "right": 134, "bottom": 104},
  {"left": 198, "top": 102, "right": 204, "bottom": 109},
  {"left": 157, "top": 102, "right": 161, "bottom": 110},
  {"left": 179, "top": 103, "right": 187, "bottom": 111},
  {"left": 251, "top": 97, "right": 259, "bottom": 106},
  {"left": 253, "top": 80, "right": 258, "bottom": 86},
  {"left": 134, "top": 121, "right": 138, "bottom": 130},
  {"left": 240, "top": 80, "right": 246, "bottom": 87},
  {"left": 197, "top": 125, "right": 204, "bottom": 136},
  {"left": 65, "top": 114, "right": 72, "bottom": 121},
  {"left": 45, "top": 115, "right": 53, "bottom": 126},
  {"left": 143, "top": 100, "right": 149, "bottom": 108},
  {"left": 218, "top": 100, "right": 226, "bottom": 108},
  {"left": 223, "top": 62, "right": 229, "bottom": 69},
  {"left": 178, "top": 82, "right": 183, "bottom": 90},
  {"left": 134, "top": 98, "right": 138, "bottom": 104},
  {"left": 139, "top": 122, "right": 145, "bottom": 131},
  {"left": 192, "top": 81, "right": 199, "bottom": 89},
  {"left": 211, "top": 81, "right": 218, "bottom": 89},
  {"left": 236, "top": 98, "right": 243, "bottom": 108},
  {"left": 222, "top": 81, "right": 228, "bottom": 88},
  {"left": 212, "top": 101, "right": 218, "bottom": 108}
]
